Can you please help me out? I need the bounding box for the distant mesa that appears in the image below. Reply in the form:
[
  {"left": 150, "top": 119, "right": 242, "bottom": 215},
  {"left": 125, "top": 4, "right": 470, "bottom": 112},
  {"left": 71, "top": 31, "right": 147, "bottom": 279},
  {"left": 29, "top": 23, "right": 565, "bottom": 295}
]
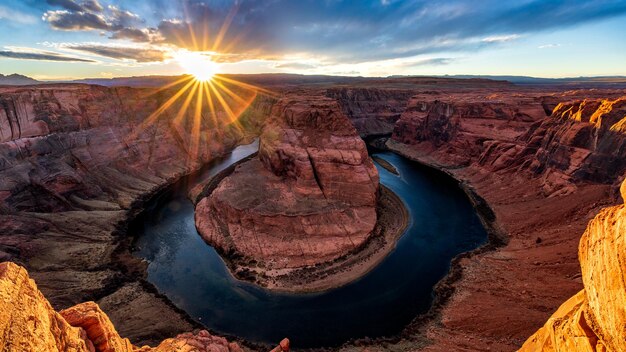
[{"left": 0, "top": 73, "right": 39, "bottom": 86}]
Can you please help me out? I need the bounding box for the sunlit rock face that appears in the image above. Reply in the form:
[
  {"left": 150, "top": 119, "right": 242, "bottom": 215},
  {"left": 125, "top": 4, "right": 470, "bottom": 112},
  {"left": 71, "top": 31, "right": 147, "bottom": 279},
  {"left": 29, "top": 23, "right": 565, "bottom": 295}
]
[
  {"left": 519, "top": 179, "right": 626, "bottom": 352},
  {"left": 516, "top": 98, "right": 626, "bottom": 188},
  {"left": 0, "top": 261, "right": 251, "bottom": 352},
  {"left": 196, "top": 95, "right": 379, "bottom": 269},
  {"left": 391, "top": 94, "right": 626, "bottom": 197}
]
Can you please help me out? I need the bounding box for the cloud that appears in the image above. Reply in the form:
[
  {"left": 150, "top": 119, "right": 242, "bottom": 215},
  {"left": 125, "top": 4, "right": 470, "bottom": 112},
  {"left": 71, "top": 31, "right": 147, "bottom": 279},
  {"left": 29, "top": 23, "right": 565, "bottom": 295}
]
[
  {"left": 43, "top": 10, "right": 110, "bottom": 30},
  {"left": 39, "top": 0, "right": 626, "bottom": 66},
  {"left": 82, "top": 0, "right": 103, "bottom": 13},
  {"left": 43, "top": 1, "right": 145, "bottom": 38},
  {"left": 65, "top": 44, "right": 168, "bottom": 62},
  {"left": 538, "top": 43, "right": 563, "bottom": 49},
  {"left": 407, "top": 57, "right": 455, "bottom": 67},
  {"left": 481, "top": 34, "right": 521, "bottom": 43},
  {"left": 275, "top": 62, "right": 319, "bottom": 70},
  {"left": 109, "top": 27, "right": 151, "bottom": 42},
  {"left": 0, "top": 49, "right": 94, "bottom": 62},
  {"left": 46, "top": 0, "right": 84, "bottom": 12}
]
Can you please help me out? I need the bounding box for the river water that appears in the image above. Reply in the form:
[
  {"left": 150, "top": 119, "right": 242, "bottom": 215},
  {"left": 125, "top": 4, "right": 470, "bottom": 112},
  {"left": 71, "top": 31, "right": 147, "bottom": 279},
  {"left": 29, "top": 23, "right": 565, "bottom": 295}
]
[{"left": 132, "top": 141, "right": 487, "bottom": 348}]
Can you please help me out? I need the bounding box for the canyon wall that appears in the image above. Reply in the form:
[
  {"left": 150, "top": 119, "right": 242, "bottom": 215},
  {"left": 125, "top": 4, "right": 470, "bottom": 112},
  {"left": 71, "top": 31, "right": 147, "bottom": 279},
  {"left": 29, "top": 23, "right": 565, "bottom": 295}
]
[
  {"left": 520, "top": 180, "right": 626, "bottom": 351},
  {"left": 385, "top": 90, "right": 626, "bottom": 351},
  {"left": 326, "top": 87, "right": 413, "bottom": 136},
  {"left": 0, "top": 84, "right": 275, "bottom": 345},
  {"left": 195, "top": 94, "right": 379, "bottom": 270}
]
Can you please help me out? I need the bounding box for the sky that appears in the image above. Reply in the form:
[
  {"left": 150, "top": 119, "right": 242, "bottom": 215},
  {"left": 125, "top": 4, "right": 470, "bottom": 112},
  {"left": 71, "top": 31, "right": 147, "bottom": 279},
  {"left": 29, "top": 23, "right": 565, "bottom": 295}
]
[{"left": 0, "top": 0, "right": 625, "bottom": 80}]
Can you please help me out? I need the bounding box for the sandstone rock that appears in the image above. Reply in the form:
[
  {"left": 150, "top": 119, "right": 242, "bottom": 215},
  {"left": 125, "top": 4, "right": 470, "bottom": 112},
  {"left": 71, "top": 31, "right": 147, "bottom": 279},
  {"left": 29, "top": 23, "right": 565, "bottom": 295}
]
[
  {"left": 0, "top": 261, "right": 93, "bottom": 352},
  {"left": 520, "top": 178, "right": 626, "bottom": 351},
  {"left": 326, "top": 87, "right": 413, "bottom": 136},
  {"left": 61, "top": 302, "right": 135, "bottom": 352},
  {"left": 196, "top": 95, "right": 379, "bottom": 269},
  {"left": 0, "top": 261, "right": 265, "bottom": 352}
]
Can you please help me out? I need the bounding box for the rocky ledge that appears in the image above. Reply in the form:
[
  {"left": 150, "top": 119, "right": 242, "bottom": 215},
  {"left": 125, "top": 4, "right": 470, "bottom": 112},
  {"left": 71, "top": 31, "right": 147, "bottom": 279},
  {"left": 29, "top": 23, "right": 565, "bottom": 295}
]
[
  {"left": 520, "top": 179, "right": 626, "bottom": 351},
  {"left": 195, "top": 94, "right": 407, "bottom": 291},
  {"left": 0, "top": 261, "right": 289, "bottom": 352}
]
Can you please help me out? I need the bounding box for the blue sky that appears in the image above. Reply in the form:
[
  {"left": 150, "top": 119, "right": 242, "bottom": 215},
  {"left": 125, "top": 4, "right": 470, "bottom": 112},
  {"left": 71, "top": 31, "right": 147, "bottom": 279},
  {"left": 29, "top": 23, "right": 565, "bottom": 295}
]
[{"left": 1, "top": 0, "right": 625, "bottom": 79}]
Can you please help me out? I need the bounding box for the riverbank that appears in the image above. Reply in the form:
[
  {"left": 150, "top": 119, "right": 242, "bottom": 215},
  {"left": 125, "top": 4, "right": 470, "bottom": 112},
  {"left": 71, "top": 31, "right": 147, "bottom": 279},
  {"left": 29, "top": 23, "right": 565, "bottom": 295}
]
[
  {"left": 385, "top": 139, "right": 615, "bottom": 351},
  {"left": 192, "top": 159, "right": 410, "bottom": 292}
]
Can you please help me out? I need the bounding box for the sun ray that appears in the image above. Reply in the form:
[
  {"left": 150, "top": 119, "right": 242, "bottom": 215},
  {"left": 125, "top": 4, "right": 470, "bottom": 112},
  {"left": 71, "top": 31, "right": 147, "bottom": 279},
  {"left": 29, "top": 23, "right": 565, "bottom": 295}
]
[
  {"left": 207, "top": 80, "right": 244, "bottom": 135},
  {"left": 172, "top": 80, "right": 200, "bottom": 126},
  {"left": 141, "top": 75, "right": 194, "bottom": 98},
  {"left": 212, "top": 3, "right": 239, "bottom": 53},
  {"left": 132, "top": 78, "right": 197, "bottom": 139},
  {"left": 213, "top": 75, "right": 277, "bottom": 97},
  {"left": 202, "top": 81, "right": 219, "bottom": 128},
  {"left": 190, "top": 81, "right": 205, "bottom": 163}
]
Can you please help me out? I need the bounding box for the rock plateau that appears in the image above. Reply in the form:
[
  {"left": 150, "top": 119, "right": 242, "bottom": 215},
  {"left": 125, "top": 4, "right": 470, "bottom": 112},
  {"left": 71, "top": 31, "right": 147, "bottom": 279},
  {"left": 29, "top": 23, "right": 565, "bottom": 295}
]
[{"left": 195, "top": 94, "right": 380, "bottom": 271}]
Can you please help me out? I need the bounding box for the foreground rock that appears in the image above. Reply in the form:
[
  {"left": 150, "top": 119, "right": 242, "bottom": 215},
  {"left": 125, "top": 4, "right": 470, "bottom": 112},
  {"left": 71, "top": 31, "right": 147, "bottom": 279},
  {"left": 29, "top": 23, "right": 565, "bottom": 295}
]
[
  {"left": 196, "top": 94, "right": 382, "bottom": 279},
  {"left": 520, "top": 179, "right": 626, "bottom": 351},
  {"left": 0, "top": 261, "right": 288, "bottom": 352}
]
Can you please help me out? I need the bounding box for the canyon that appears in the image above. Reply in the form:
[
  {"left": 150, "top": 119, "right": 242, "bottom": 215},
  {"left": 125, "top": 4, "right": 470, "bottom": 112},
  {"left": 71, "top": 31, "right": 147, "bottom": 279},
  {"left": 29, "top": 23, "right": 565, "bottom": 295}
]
[
  {"left": 1, "top": 76, "right": 626, "bottom": 351},
  {"left": 194, "top": 94, "right": 410, "bottom": 291}
]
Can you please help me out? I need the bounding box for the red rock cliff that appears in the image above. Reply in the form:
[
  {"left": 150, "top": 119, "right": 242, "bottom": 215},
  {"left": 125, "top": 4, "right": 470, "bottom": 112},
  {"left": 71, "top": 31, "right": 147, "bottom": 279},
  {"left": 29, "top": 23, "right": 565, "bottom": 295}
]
[
  {"left": 519, "top": 179, "right": 626, "bottom": 351},
  {"left": 195, "top": 95, "right": 379, "bottom": 270}
]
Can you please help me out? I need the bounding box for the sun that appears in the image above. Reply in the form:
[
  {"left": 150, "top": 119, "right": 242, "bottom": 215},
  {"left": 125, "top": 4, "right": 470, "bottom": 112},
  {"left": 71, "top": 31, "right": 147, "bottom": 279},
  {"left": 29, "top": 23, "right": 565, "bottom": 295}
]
[{"left": 175, "top": 51, "right": 220, "bottom": 82}]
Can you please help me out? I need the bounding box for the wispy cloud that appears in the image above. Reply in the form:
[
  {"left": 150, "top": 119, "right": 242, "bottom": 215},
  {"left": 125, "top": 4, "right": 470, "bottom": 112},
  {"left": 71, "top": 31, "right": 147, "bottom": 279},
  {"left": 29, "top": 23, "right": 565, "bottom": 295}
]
[
  {"left": 63, "top": 43, "right": 168, "bottom": 62},
  {"left": 538, "top": 43, "right": 563, "bottom": 49},
  {"left": 0, "top": 47, "right": 94, "bottom": 62},
  {"left": 481, "top": 34, "right": 521, "bottom": 43}
]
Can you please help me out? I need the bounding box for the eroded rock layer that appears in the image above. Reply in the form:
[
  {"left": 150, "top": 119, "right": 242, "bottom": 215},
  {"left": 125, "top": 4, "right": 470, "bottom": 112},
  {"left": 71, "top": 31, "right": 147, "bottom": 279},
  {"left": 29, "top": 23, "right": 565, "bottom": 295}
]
[
  {"left": 0, "top": 261, "right": 289, "bottom": 352},
  {"left": 384, "top": 88, "right": 626, "bottom": 351},
  {"left": 0, "top": 83, "right": 273, "bottom": 345},
  {"left": 196, "top": 95, "right": 379, "bottom": 269},
  {"left": 520, "top": 179, "right": 626, "bottom": 351}
]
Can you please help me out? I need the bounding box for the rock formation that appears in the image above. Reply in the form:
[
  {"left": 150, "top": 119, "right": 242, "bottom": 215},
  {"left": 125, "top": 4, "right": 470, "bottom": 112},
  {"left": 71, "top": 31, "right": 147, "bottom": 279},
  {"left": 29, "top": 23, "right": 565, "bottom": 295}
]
[
  {"left": 0, "top": 83, "right": 274, "bottom": 344},
  {"left": 3, "top": 77, "right": 626, "bottom": 351},
  {"left": 0, "top": 261, "right": 289, "bottom": 352},
  {"left": 326, "top": 87, "right": 413, "bottom": 136},
  {"left": 195, "top": 95, "right": 379, "bottom": 270},
  {"left": 520, "top": 179, "right": 626, "bottom": 351},
  {"left": 383, "top": 85, "right": 626, "bottom": 350}
]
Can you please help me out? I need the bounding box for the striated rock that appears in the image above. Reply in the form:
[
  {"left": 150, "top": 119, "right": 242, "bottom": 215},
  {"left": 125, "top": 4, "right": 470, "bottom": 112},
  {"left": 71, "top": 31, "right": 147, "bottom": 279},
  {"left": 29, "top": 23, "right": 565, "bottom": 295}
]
[
  {"left": 0, "top": 83, "right": 274, "bottom": 344},
  {"left": 326, "top": 87, "right": 413, "bottom": 136},
  {"left": 196, "top": 95, "right": 379, "bottom": 270},
  {"left": 520, "top": 178, "right": 626, "bottom": 351},
  {"left": 0, "top": 261, "right": 93, "bottom": 352},
  {"left": 514, "top": 98, "right": 626, "bottom": 194},
  {"left": 386, "top": 85, "right": 626, "bottom": 351},
  {"left": 0, "top": 261, "right": 272, "bottom": 352},
  {"left": 60, "top": 302, "right": 135, "bottom": 352}
]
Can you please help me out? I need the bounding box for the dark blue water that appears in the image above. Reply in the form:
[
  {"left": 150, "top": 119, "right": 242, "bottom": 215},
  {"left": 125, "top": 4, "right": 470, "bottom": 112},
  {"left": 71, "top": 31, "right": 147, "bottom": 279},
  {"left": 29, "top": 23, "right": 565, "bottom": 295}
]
[{"left": 132, "top": 141, "right": 487, "bottom": 348}]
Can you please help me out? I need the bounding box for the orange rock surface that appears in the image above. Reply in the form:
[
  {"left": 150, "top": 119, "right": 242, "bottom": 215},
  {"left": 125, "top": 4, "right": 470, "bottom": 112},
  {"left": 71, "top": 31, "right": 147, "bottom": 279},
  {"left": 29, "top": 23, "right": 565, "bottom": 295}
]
[
  {"left": 195, "top": 95, "right": 379, "bottom": 269},
  {"left": 0, "top": 261, "right": 287, "bottom": 352},
  {"left": 520, "top": 179, "right": 626, "bottom": 351}
]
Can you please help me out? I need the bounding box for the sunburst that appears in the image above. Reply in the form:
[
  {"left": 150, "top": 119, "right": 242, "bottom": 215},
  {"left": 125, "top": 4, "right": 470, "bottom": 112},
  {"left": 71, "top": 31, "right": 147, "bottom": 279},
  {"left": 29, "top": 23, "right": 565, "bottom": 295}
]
[{"left": 132, "top": 5, "right": 277, "bottom": 169}]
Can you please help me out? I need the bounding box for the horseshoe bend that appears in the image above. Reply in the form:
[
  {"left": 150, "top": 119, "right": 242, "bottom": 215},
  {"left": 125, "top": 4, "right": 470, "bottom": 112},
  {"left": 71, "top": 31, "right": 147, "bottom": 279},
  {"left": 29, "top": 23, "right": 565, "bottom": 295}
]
[{"left": 2, "top": 2, "right": 626, "bottom": 351}]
